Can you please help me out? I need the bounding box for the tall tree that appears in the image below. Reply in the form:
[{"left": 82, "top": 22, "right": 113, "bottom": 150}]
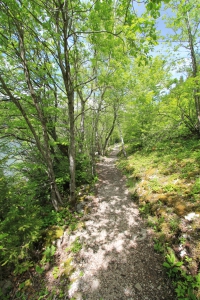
[
  {"left": 0, "top": 0, "right": 163, "bottom": 208},
  {"left": 163, "top": 0, "right": 200, "bottom": 134}
]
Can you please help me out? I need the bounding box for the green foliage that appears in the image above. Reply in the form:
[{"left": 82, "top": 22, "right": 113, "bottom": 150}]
[
  {"left": 139, "top": 203, "right": 151, "bottom": 216},
  {"left": 0, "top": 0, "right": 170, "bottom": 297},
  {"left": 154, "top": 239, "right": 164, "bottom": 253},
  {"left": 160, "top": 0, "right": 200, "bottom": 139},
  {"left": 0, "top": 168, "right": 8, "bottom": 202},
  {"left": 42, "top": 206, "right": 81, "bottom": 231},
  {"left": 0, "top": 289, "right": 10, "bottom": 300},
  {"left": 35, "top": 265, "right": 44, "bottom": 274},
  {"left": 148, "top": 178, "right": 161, "bottom": 193},
  {"left": 163, "top": 249, "right": 183, "bottom": 279},
  {"left": 163, "top": 249, "right": 199, "bottom": 300},
  {"left": 169, "top": 218, "right": 180, "bottom": 233},
  {"left": 76, "top": 153, "right": 92, "bottom": 185},
  {"left": 121, "top": 136, "right": 200, "bottom": 299},
  {"left": 0, "top": 175, "right": 42, "bottom": 274},
  {"left": 0, "top": 167, "right": 82, "bottom": 277},
  {"left": 70, "top": 237, "right": 82, "bottom": 253},
  {"left": 52, "top": 266, "right": 60, "bottom": 279},
  {"left": 41, "top": 245, "right": 56, "bottom": 264},
  {"left": 191, "top": 178, "right": 200, "bottom": 195}
]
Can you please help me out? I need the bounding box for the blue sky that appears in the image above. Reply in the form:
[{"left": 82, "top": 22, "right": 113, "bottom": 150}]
[
  {"left": 132, "top": 2, "right": 185, "bottom": 78},
  {"left": 152, "top": 5, "right": 190, "bottom": 79}
]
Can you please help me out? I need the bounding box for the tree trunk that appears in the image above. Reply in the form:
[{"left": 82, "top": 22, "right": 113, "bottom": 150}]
[
  {"left": 0, "top": 74, "right": 63, "bottom": 211},
  {"left": 18, "top": 26, "right": 63, "bottom": 210},
  {"left": 68, "top": 92, "right": 76, "bottom": 205},
  {"left": 117, "top": 119, "right": 127, "bottom": 158},
  {"left": 102, "top": 109, "right": 117, "bottom": 155},
  {"left": 185, "top": 12, "right": 200, "bottom": 134},
  {"left": 55, "top": 2, "right": 77, "bottom": 207},
  {"left": 77, "top": 89, "right": 85, "bottom": 152}
]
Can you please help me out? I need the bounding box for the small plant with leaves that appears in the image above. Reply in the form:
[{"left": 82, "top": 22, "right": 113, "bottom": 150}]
[
  {"left": 42, "top": 245, "right": 56, "bottom": 264},
  {"left": 179, "top": 236, "right": 187, "bottom": 244},
  {"left": 52, "top": 266, "right": 60, "bottom": 279},
  {"left": 148, "top": 178, "right": 161, "bottom": 193},
  {"left": 174, "top": 272, "right": 200, "bottom": 300},
  {"left": 154, "top": 239, "right": 164, "bottom": 253},
  {"left": 163, "top": 248, "right": 183, "bottom": 279},
  {"left": 185, "top": 255, "right": 192, "bottom": 264},
  {"left": 35, "top": 264, "right": 44, "bottom": 274},
  {"left": 70, "top": 237, "right": 82, "bottom": 253},
  {"left": 163, "top": 248, "right": 199, "bottom": 299},
  {"left": 169, "top": 218, "right": 180, "bottom": 233},
  {"left": 139, "top": 203, "right": 151, "bottom": 216}
]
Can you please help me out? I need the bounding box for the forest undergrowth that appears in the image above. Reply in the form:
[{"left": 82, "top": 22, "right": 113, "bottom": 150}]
[
  {"left": 117, "top": 136, "right": 200, "bottom": 300},
  {"left": 0, "top": 185, "right": 91, "bottom": 299},
  {"left": 1, "top": 137, "right": 200, "bottom": 299}
]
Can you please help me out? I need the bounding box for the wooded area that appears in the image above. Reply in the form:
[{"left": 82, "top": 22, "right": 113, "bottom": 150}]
[{"left": 0, "top": 0, "right": 200, "bottom": 299}]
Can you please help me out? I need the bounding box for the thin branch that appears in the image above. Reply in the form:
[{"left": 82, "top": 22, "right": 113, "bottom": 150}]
[
  {"left": 71, "top": 30, "right": 122, "bottom": 37},
  {"left": 74, "top": 76, "right": 96, "bottom": 89},
  {"left": 0, "top": 133, "right": 35, "bottom": 144}
]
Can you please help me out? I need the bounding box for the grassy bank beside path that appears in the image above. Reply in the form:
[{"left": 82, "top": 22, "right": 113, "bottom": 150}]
[{"left": 117, "top": 137, "right": 200, "bottom": 300}]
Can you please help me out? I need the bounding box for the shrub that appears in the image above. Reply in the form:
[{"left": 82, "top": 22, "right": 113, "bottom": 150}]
[{"left": 0, "top": 176, "right": 42, "bottom": 274}]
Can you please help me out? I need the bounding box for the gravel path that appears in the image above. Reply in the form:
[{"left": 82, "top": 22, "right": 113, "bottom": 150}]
[{"left": 67, "top": 145, "right": 176, "bottom": 300}]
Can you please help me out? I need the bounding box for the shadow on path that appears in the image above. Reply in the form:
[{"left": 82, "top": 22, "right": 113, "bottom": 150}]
[{"left": 67, "top": 146, "right": 176, "bottom": 299}]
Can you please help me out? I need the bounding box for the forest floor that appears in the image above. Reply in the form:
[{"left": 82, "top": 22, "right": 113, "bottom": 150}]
[{"left": 43, "top": 145, "right": 176, "bottom": 300}]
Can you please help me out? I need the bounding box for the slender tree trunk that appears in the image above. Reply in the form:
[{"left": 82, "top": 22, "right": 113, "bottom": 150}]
[
  {"left": 93, "top": 87, "right": 107, "bottom": 155},
  {"left": 0, "top": 74, "right": 63, "bottom": 210},
  {"left": 102, "top": 109, "right": 117, "bottom": 155},
  {"left": 18, "top": 26, "right": 63, "bottom": 210},
  {"left": 68, "top": 91, "right": 76, "bottom": 205},
  {"left": 55, "top": 1, "right": 76, "bottom": 206},
  {"left": 77, "top": 89, "right": 85, "bottom": 152},
  {"left": 117, "top": 119, "right": 127, "bottom": 158},
  {"left": 185, "top": 12, "right": 200, "bottom": 133},
  {"left": 80, "top": 100, "right": 85, "bottom": 151},
  {"left": 91, "top": 90, "right": 97, "bottom": 177}
]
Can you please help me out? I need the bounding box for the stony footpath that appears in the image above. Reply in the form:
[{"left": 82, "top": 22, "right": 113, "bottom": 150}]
[{"left": 49, "top": 146, "right": 176, "bottom": 299}]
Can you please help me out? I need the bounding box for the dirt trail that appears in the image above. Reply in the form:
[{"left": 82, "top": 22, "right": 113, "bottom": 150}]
[{"left": 66, "top": 145, "right": 176, "bottom": 299}]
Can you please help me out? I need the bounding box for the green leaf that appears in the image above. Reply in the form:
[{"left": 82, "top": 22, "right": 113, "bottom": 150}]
[
  {"left": 163, "top": 262, "right": 171, "bottom": 268},
  {"left": 36, "top": 265, "right": 44, "bottom": 274},
  {"left": 176, "top": 261, "right": 183, "bottom": 267}
]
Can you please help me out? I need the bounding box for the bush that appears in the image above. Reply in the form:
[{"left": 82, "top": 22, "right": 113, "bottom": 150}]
[{"left": 0, "top": 175, "right": 42, "bottom": 274}]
